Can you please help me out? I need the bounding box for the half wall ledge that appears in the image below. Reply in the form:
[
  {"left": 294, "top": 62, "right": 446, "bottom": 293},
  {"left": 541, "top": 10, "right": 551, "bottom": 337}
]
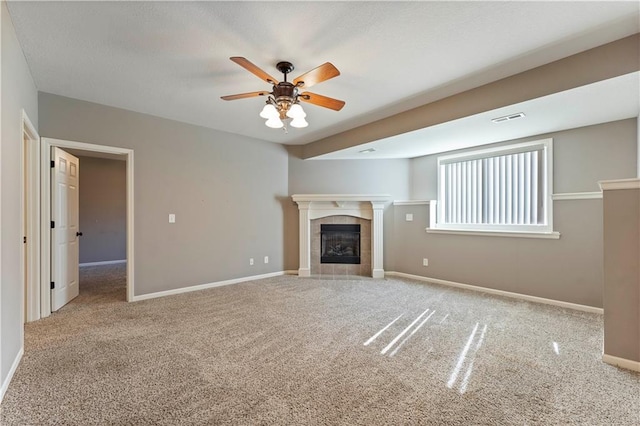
[{"left": 292, "top": 194, "right": 390, "bottom": 278}]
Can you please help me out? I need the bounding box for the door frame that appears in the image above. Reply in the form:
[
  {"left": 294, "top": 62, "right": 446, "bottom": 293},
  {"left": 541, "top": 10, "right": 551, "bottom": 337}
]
[
  {"left": 40, "top": 138, "right": 135, "bottom": 318},
  {"left": 21, "top": 110, "right": 40, "bottom": 322}
]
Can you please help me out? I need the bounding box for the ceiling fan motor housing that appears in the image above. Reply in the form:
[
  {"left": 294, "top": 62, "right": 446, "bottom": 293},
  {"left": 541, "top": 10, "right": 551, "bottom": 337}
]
[{"left": 272, "top": 82, "right": 298, "bottom": 118}]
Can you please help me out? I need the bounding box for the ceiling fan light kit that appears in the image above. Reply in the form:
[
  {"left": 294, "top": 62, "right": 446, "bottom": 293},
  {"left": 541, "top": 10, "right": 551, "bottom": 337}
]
[
  {"left": 265, "top": 116, "right": 285, "bottom": 129},
  {"left": 286, "top": 103, "right": 306, "bottom": 119},
  {"left": 259, "top": 103, "right": 278, "bottom": 119},
  {"left": 221, "top": 57, "right": 345, "bottom": 131},
  {"left": 290, "top": 116, "right": 309, "bottom": 128}
]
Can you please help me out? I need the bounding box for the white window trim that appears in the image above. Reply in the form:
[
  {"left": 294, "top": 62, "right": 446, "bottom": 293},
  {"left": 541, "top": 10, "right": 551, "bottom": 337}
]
[
  {"left": 433, "top": 138, "right": 554, "bottom": 235},
  {"left": 426, "top": 228, "right": 561, "bottom": 239}
]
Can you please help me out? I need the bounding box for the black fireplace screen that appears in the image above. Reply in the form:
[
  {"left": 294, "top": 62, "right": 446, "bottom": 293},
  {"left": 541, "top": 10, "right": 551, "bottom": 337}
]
[{"left": 321, "top": 224, "right": 361, "bottom": 264}]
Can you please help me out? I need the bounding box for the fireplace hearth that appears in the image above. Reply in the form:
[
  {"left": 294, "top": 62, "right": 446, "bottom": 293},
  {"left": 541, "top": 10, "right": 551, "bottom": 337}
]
[{"left": 321, "top": 224, "right": 360, "bottom": 264}]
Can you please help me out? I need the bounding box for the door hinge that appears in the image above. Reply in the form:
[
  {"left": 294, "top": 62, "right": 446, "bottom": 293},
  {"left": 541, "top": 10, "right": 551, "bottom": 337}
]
[
  {"left": 23, "top": 236, "right": 26, "bottom": 244},
  {"left": 50, "top": 160, "right": 55, "bottom": 168},
  {"left": 50, "top": 282, "right": 55, "bottom": 290},
  {"left": 51, "top": 221, "right": 55, "bottom": 229}
]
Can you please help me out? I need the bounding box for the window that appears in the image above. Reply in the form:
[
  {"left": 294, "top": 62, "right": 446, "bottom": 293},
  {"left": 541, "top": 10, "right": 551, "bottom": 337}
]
[{"left": 434, "top": 139, "right": 553, "bottom": 234}]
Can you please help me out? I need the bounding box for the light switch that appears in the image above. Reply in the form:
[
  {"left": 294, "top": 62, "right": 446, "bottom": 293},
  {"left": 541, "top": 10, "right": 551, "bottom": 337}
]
[
  {"left": 169, "top": 214, "right": 176, "bottom": 223},
  {"left": 405, "top": 213, "right": 413, "bottom": 222}
]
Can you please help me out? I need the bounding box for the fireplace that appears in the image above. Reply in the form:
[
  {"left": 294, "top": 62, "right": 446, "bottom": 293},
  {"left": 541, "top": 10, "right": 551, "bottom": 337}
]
[
  {"left": 321, "top": 224, "right": 360, "bottom": 264},
  {"left": 291, "top": 194, "right": 389, "bottom": 278}
]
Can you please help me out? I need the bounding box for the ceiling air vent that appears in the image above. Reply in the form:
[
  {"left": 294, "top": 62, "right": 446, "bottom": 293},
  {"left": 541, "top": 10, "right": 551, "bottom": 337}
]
[{"left": 491, "top": 112, "right": 526, "bottom": 123}]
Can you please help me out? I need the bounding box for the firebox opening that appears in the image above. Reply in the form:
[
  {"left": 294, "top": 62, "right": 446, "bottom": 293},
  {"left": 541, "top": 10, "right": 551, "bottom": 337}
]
[{"left": 321, "top": 224, "right": 361, "bottom": 264}]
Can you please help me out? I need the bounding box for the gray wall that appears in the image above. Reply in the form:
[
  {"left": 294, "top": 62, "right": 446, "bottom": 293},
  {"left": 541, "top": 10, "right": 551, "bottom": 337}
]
[
  {"left": 397, "top": 119, "right": 637, "bottom": 308},
  {"left": 77, "top": 156, "right": 126, "bottom": 264},
  {"left": 603, "top": 186, "right": 640, "bottom": 362},
  {"left": 287, "top": 148, "right": 410, "bottom": 271},
  {"left": 39, "top": 93, "right": 289, "bottom": 296},
  {"left": 1, "top": 1, "right": 38, "bottom": 391}
]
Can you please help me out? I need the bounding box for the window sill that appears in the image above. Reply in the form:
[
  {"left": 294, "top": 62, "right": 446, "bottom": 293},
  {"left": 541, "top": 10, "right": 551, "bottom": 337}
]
[{"left": 426, "top": 228, "right": 561, "bottom": 239}]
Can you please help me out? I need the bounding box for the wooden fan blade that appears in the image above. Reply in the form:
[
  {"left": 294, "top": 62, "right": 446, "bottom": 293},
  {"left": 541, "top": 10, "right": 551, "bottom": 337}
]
[
  {"left": 220, "top": 91, "right": 270, "bottom": 101},
  {"left": 230, "top": 57, "right": 279, "bottom": 84},
  {"left": 293, "top": 62, "right": 340, "bottom": 89},
  {"left": 299, "top": 92, "right": 345, "bottom": 111}
]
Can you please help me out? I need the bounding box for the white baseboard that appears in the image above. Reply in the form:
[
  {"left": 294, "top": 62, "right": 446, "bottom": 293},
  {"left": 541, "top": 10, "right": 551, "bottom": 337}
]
[
  {"left": 602, "top": 354, "right": 640, "bottom": 372},
  {"left": 131, "top": 271, "right": 289, "bottom": 302},
  {"left": 385, "top": 271, "right": 603, "bottom": 314},
  {"left": 0, "top": 347, "right": 24, "bottom": 404},
  {"left": 80, "top": 259, "right": 127, "bottom": 267}
]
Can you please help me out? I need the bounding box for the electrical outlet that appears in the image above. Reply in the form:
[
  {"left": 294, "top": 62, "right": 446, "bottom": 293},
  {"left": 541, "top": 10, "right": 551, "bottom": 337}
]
[
  {"left": 168, "top": 214, "right": 176, "bottom": 223},
  {"left": 264, "top": 256, "right": 269, "bottom": 264},
  {"left": 406, "top": 213, "right": 413, "bottom": 221},
  {"left": 249, "top": 258, "right": 254, "bottom": 266},
  {"left": 423, "top": 258, "right": 429, "bottom": 267}
]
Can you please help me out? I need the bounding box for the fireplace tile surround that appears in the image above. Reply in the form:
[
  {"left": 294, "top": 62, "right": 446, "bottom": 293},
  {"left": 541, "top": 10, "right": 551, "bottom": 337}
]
[{"left": 292, "top": 194, "right": 389, "bottom": 278}]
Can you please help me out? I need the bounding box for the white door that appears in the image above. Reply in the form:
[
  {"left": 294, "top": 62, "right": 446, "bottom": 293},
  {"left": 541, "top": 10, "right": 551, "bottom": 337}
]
[{"left": 51, "top": 147, "right": 80, "bottom": 311}]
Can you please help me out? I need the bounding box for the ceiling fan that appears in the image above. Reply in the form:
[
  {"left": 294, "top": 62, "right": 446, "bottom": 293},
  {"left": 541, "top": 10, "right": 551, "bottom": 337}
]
[{"left": 221, "top": 57, "right": 345, "bottom": 130}]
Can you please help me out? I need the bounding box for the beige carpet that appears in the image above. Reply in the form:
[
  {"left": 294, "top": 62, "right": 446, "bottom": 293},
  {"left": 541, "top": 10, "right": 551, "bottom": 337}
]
[{"left": 1, "top": 264, "right": 638, "bottom": 425}]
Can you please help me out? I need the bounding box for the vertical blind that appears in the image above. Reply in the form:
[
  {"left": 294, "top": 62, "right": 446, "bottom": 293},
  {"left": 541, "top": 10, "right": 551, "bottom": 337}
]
[{"left": 441, "top": 148, "right": 545, "bottom": 225}]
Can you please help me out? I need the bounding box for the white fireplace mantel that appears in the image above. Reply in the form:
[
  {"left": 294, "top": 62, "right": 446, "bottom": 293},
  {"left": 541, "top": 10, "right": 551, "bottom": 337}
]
[{"left": 292, "top": 194, "right": 390, "bottom": 278}]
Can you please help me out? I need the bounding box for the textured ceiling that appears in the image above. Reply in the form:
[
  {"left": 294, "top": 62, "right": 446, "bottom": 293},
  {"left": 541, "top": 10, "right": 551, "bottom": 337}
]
[{"left": 6, "top": 1, "right": 640, "bottom": 151}]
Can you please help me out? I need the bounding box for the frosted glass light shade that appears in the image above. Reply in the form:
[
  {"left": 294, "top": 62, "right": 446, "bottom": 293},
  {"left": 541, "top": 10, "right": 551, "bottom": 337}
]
[
  {"left": 259, "top": 104, "right": 278, "bottom": 119},
  {"left": 286, "top": 103, "right": 306, "bottom": 118},
  {"left": 290, "top": 117, "right": 309, "bottom": 128},
  {"left": 265, "top": 117, "right": 284, "bottom": 128}
]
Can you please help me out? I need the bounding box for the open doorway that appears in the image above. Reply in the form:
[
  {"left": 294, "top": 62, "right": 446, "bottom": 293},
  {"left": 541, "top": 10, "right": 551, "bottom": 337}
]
[
  {"left": 72, "top": 153, "right": 127, "bottom": 303},
  {"left": 38, "top": 138, "right": 134, "bottom": 319},
  {"left": 74, "top": 154, "right": 126, "bottom": 267}
]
